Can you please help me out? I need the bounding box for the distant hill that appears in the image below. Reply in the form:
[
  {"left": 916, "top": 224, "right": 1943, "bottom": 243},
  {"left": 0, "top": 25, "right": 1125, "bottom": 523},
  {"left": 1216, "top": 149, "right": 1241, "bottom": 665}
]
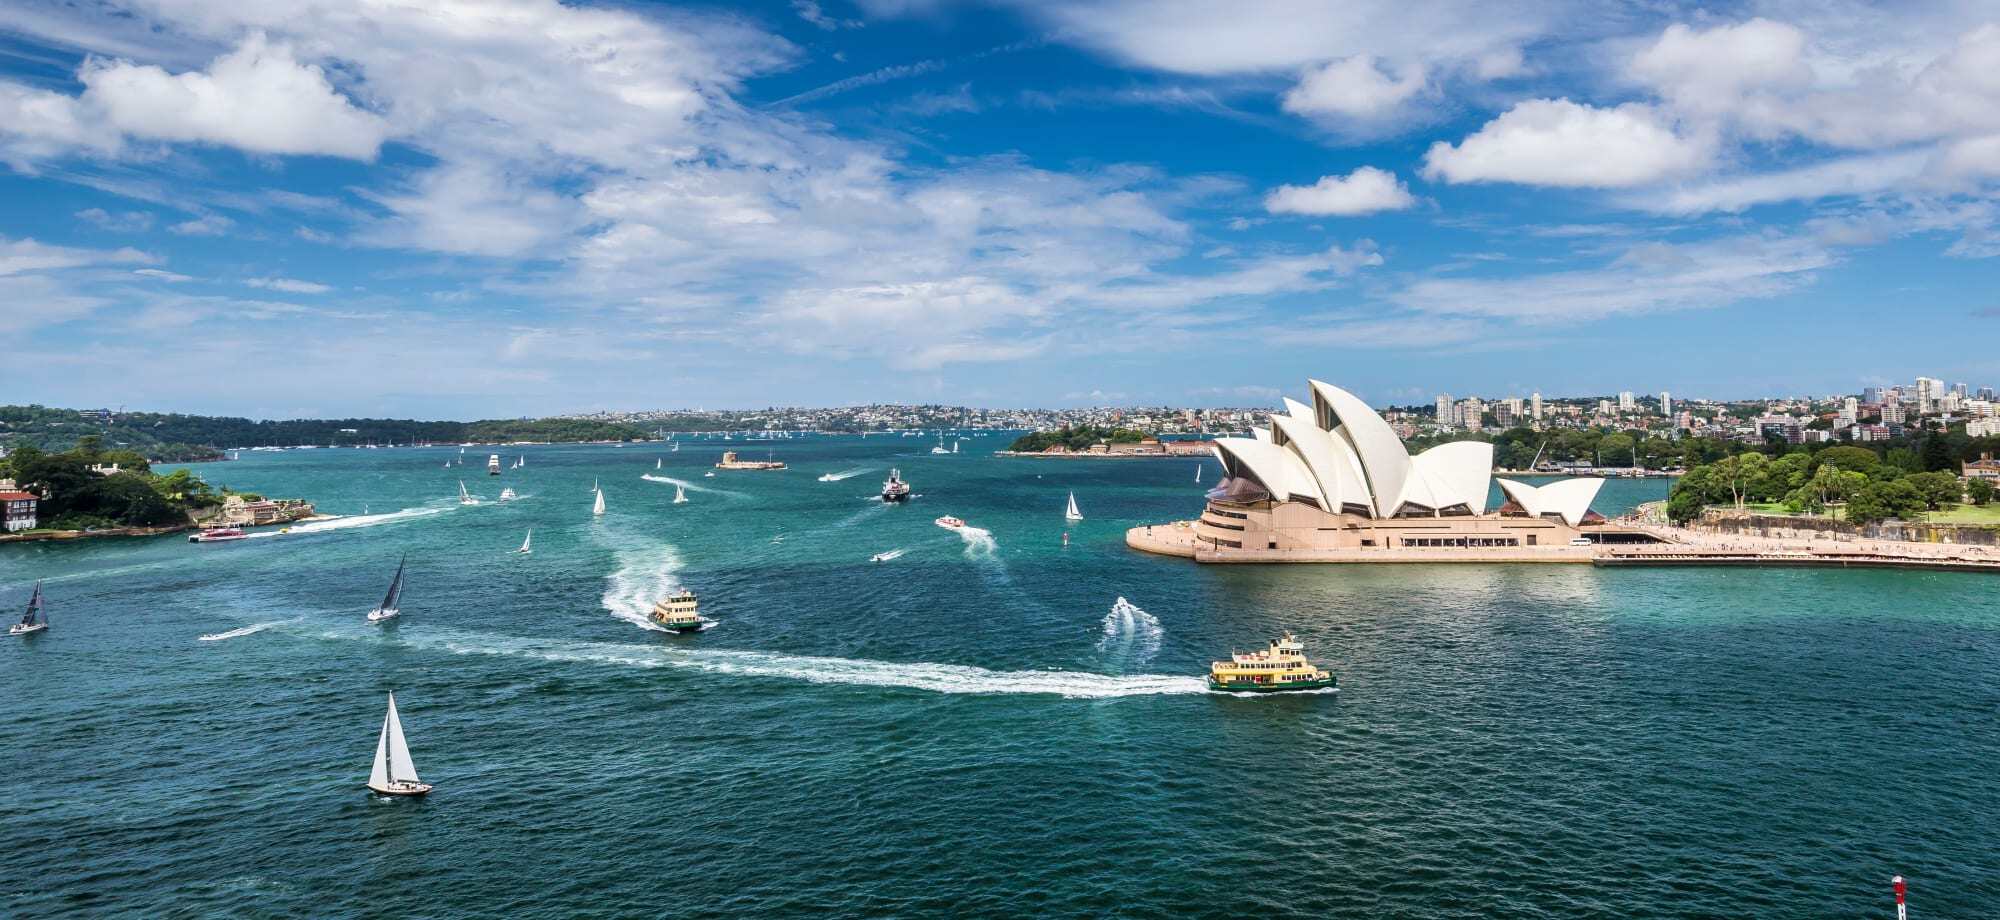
[{"left": 0, "top": 405, "right": 653, "bottom": 460}]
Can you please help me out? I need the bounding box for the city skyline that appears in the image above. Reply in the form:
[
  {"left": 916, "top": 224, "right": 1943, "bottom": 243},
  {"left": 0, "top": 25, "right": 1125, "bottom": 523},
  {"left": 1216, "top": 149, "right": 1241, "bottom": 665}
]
[{"left": 4, "top": 2, "right": 1999, "bottom": 416}]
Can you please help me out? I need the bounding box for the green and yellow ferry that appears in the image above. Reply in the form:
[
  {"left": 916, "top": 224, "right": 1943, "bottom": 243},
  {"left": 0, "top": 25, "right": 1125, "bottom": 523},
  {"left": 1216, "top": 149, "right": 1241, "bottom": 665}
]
[
  {"left": 1207, "top": 632, "right": 1337, "bottom": 693},
  {"left": 649, "top": 589, "right": 714, "bottom": 634}
]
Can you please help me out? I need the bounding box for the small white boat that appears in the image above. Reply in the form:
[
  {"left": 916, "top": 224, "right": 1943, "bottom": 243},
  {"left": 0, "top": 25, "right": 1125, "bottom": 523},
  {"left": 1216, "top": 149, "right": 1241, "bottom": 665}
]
[
  {"left": 442, "top": 461, "right": 450, "bottom": 469},
  {"left": 1065, "top": 492, "right": 1083, "bottom": 522},
  {"left": 366, "top": 557, "right": 406, "bottom": 623},
  {"left": 673, "top": 485, "right": 688, "bottom": 504},
  {"left": 671, "top": 442, "right": 680, "bottom": 452},
  {"left": 366, "top": 692, "right": 432, "bottom": 797},
  {"left": 592, "top": 488, "right": 606, "bottom": 516},
  {"left": 9, "top": 582, "right": 47, "bottom": 636},
  {"left": 703, "top": 471, "right": 715, "bottom": 478},
  {"left": 935, "top": 515, "right": 966, "bottom": 530},
  {"left": 189, "top": 527, "right": 249, "bottom": 543},
  {"left": 656, "top": 458, "right": 663, "bottom": 470},
  {"left": 869, "top": 549, "right": 905, "bottom": 563},
  {"left": 817, "top": 472, "right": 837, "bottom": 482},
  {"left": 458, "top": 481, "right": 479, "bottom": 506},
  {"left": 514, "top": 529, "right": 532, "bottom": 555},
  {"left": 498, "top": 487, "right": 517, "bottom": 502}
]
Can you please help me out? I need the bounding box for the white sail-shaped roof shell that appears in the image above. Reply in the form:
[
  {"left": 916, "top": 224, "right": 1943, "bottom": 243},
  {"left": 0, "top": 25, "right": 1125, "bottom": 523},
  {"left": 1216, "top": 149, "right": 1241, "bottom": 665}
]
[
  {"left": 1405, "top": 441, "right": 1496, "bottom": 514},
  {"left": 1309, "top": 380, "right": 1410, "bottom": 517},
  {"left": 1212, "top": 437, "right": 1324, "bottom": 506},
  {"left": 1271, "top": 413, "right": 1367, "bottom": 512},
  {"left": 1496, "top": 478, "right": 1606, "bottom": 526}
]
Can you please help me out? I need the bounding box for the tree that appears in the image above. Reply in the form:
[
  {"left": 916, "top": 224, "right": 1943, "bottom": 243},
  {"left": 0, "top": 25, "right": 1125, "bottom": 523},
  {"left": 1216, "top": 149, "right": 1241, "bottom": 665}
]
[
  {"left": 1600, "top": 432, "right": 1636, "bottom": 467},
  {"left": 1920, "top": 434, "right": 1957, "bottom": 472},
  {"left": 1816, "top": 446, "right": 1879, "bottom": 474},
  {"left": 1710, "top": 453, "right": 1769, "bottom": 509},
  {"left": 1884, "top": 448, "right": 1923, "bottom": 475},
  {"left": 1666, "top": 467, "right": 1716, "bottom": 524},
  {"left": 1905, "top": 471, "right": 1963, "bottom": 511},
  {"left": 1968, "top": 478, "right": 1995, "bottom": 506}
]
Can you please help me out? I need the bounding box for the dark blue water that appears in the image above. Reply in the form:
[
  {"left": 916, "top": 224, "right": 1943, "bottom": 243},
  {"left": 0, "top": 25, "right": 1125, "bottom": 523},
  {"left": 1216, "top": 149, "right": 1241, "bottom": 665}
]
[{"left": 4, "top": 438, "right": 1996, "bottom": 917}]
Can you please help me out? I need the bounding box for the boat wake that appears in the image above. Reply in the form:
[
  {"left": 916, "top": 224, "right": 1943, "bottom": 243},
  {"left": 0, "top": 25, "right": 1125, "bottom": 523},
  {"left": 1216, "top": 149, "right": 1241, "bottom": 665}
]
[
  {"left": 816, "top": 466, "right": 872, "bottom": 482},
  {"left": 1096, "top": 596, "right": 1163, "bottom": 666},
  {"left": 199, "top": 619, "right": 295, "bottom": 642},
  {"left": 249, "top": 505, "right": 449, "bottom": 538},
  {"left": 599, "top": 537, "right": 684, "bottom": 633},
  {"left": 640, "top": 473, "right": 743, "bottom": 498},
  {"left": 870, "top": 548, "right": 906, "bottom": 563},
  {"left": 955, "top": 525, "right": 997, "bottom": 558},
  {"left": 372, "top": 627, "right": 1206, "bottom": 699}
]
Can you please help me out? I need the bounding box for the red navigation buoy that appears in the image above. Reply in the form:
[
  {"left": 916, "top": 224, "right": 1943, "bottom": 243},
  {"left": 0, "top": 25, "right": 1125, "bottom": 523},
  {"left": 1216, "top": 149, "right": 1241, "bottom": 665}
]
[{"left": 1893, "top": 875, "right": 1907, "bottom": 920}]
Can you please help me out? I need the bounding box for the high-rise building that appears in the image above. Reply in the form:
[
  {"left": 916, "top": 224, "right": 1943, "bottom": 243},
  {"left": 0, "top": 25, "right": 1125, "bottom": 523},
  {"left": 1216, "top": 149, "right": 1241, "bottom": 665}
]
[
  {"left": 1952, "top": 382, "right": 1968, "bottom": 397},
  {"left": 1659, "top": 391, "right": 1671, "bottom": 417},
  {"left": 1979, "top": 387, "right": 1996, "bottom": 401},
  {"left": 1617, "top": 391, "right": 1635, "bottom": 411},
  {"left": 1597, "top": 398, "right": 1613, "bottom": 416},
  {"left": 1862, "top": 386, "right": 1884, "bottom": 405},
  {"left": 1839, "top": 397, "right": 1858, "bottom": 427},
  {"left": 1435, "top": 394, "right": 1453, "bottom": 426},
  {"left": 1495, "top": 402, "right": 1515, "bottom": 426},
  {"left": 1530, "top": 392, "right": 1542, "bottom": 421},
  {"left": 1916, "top": 377, "right": 1943, "bottom": 414},
  {"left": 1881, "top": 402, "right": 1906, "bottom": 424},
  {"left": 1460, "top": 397, "right": 1485, "bottom": 428}
]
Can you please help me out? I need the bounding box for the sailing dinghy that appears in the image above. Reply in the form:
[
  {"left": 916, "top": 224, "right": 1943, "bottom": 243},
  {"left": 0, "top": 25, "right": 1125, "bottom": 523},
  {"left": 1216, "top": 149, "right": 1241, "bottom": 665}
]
[
  {"left": 367, "top": 557, "right": 406, "bottom": 623},
  {"left": 515, "top": 529, "right": 533, "bottom": 555},
  {"left": 365, "top": 692, "right": 432, "bottom": 797},
  {"left": 9, "top": 582, "right": 47, "bottom": 636}
]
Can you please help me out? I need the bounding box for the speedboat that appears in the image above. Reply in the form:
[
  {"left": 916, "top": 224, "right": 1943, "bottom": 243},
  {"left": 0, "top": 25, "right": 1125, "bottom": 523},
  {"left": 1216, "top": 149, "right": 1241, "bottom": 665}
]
[
  {"left": 934, "top": 515, "right": 965, "bottom": 530},
  {"left": 189, "top": 527, "right": 249, "bottom": 543}
]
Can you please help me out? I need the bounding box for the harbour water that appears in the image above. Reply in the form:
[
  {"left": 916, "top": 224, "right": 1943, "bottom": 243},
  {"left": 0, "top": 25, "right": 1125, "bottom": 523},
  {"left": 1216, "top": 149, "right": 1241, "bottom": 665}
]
[{"left": 4, "top": 438, "right": 1997, "bottom": 917}]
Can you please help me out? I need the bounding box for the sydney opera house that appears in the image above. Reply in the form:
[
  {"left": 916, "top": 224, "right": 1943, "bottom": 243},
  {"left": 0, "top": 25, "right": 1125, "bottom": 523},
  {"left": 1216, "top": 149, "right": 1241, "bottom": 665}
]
[{"left": 1127, "top": 380, "right": 1658, "bottom": 562}]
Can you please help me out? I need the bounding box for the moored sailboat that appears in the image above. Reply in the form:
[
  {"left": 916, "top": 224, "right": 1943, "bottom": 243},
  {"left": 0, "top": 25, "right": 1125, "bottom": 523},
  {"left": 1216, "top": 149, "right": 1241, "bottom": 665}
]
[
  {"left": 9, "top": 582, "right": 47, "bottom": 636},
  {"left": 365, "top": 692, "right": 432, "bottom": 796},
  {"left": 367, "top": 557, "right": 407, "bottom": 623}
]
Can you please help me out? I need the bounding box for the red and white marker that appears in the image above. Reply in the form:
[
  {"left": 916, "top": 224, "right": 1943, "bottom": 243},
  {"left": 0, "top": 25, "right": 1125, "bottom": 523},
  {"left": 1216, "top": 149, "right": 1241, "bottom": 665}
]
[{"left": 1892, "top": 875, "right": 1907, "bottom": 920}]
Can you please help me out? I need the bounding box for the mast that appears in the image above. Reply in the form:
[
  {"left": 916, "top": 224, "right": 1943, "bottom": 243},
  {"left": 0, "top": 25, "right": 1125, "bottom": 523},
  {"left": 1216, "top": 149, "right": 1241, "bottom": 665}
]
[
  {"left": 379, "top": 556, "right": 406, "bottom": 612},
  {"left": 373, "top": 693, "right": 421, "bottom": 786}
]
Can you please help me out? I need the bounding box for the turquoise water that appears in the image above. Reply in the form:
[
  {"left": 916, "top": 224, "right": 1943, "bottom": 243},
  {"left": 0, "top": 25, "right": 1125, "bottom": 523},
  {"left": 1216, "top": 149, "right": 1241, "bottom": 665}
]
[{"left": 4, "top": 439, "right": 1996, "bottom": 917}]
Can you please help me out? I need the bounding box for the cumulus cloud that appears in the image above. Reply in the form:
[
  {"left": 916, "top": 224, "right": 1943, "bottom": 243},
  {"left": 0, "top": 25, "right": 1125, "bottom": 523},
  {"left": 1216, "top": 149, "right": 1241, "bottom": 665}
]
[
  {"left": 1282, "top": 56, "right": 1426, "bottom": 122},
  {"left": 167, "top": 214, "right": 234, "bottom": 236},
  {"left": 79, "top": 34, "right": 389, "bottom": 159},
  {"left": 1422, "top": 99, "right": 1711, "bottom": 188},
  {"left": 245, "top": 277, "right": 333, "bottom": 294},
  {"left": 1264, "top": 167, "right": 1416, "bottom": 216}
]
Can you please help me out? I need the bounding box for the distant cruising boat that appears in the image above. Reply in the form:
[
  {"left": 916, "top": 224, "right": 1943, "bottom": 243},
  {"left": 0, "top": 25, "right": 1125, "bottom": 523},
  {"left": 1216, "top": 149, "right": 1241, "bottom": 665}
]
[
  {"left": 703, "top": 471, "right": 715, "bottom": 478},
  {"left": 592, "top": 488, "right": 606, "bottom": 516},
  {"left": 934, "top": 515, "right": 966, "bottom": 530},
  {"left": 9, "top": 582, "right": 47, "bottom": 636},
  {"left": 881, "top": 469, "right": 911, "bottom": 503},
  {"left": 649, "top": 589, "right": 714, "bottom": 633},
  {"left": 498, "top": 487, "right": 517, "bottom": 502},
  {"left": 487, "top": 454, "right": 501, "bottom": 475},
  {"left": 189, "top": 526, "right": 249, "bottom": 543},
  {"left": 514, "top": 529, "right": 533, "bottom": 555},
  {"left": 673, "top": 485, "right": 688, "bottom": 504},
  {"left": 458, "top": 481, "right": 479, "bottom": 506},
  {"left": 1207, "top": 632, "right": 1337, "bottom": 693},
  {"left": 1065, "top": 492, "right": 1083, "bottom": 522},
  {"left": 367, "top": 557, "right": 407, "bottom": 623},
  {"left": 365, "top": 692, "right": 432, "bottom": 797},
  {"left": 931, "top": 433, "right": 949, "bottom": 455}
]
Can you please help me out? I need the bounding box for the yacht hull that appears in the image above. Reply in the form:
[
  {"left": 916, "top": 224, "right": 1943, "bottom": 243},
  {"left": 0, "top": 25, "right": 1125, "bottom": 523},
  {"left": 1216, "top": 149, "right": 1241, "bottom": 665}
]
[
  {"left": 367, "top": 781, "right": 433, "bottom": 796},
  {"left": 1207, "top": 677, "right": 1337, "bottom": 693},
  {"left": 8, "top": 623, "right": 47, "bottom": 636}
]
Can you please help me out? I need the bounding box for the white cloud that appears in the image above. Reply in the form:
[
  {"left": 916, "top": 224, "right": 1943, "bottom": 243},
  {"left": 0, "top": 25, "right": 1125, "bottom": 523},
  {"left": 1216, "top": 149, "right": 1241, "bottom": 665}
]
[
  {"left": 75, "top": 207, "right": 155, "bottom": 232},
  {"left": 1630, "top": 18, "right": 1812, "bottom": 116},
  {"left": 246, "top": 277, "right": 333, "bottom": 294},
  {"left": 793, "top": 1, "right": 860, "bottom": 30},
  {"left": 133, "top": 268, "right": 194, "bottom": 282},
  {"left": 1394, "top": 234, "right": 1832, "bottom": 322},
  {"left": 80, "top": 33, "right": 388, "bottom": 159},
  {"left": 0, "top": 80, "right": 121, "bottom": 167},
  {"left": 1264, "top": 167, "right": 1416, "bottom": 216},
  {"left": 168, "top": 214, "right": 233, "bottom": 236},
  {"left": 1636, "top": 150, "right": 1932, "bottom": 215},
  {"left": 1282, "top": 56, "right": 1426, "bottom": 122},
  {"left": 1422, "top": 99, "right": 1711, "bottom": 188},
  {"left": 0, "top": 236, "right": 151, "bottom": 276}
]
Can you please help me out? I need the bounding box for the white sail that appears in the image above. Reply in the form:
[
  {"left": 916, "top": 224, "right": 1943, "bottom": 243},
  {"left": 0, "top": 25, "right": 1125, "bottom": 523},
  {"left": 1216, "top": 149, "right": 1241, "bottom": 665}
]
[
  {"left": 592, "top": 488, "right": 606, "bottom": 516},
  {"left": 674, "top": 485, "right": 688, "bottom": 504},
  {"left": 1195, "top": 464, "right": 1201, "bottom": 483},
  {"left": 656, "top": 458, "right": 662, "bottom": 469},
  {"left": 517, "top": 529, "right": 533, "bottom": 554},
  {"left": 1065, "top": 492, "right": 1083, "bottom": 521},
  {"left": 371, "top": 693, "right": 421, "bottom": 786}
]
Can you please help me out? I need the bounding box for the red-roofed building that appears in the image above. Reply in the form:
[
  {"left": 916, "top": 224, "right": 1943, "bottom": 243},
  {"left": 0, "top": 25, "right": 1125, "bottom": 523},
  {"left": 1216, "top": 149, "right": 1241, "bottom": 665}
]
[{"left": 0, "top": 483, "right": 38, "bottom": 532}]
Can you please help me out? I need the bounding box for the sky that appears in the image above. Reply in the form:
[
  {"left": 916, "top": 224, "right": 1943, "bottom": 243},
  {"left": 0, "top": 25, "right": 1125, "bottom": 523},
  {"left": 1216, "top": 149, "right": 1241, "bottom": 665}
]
[{"left": 1, "top": 0, "right": 1998, "bottom": 419}]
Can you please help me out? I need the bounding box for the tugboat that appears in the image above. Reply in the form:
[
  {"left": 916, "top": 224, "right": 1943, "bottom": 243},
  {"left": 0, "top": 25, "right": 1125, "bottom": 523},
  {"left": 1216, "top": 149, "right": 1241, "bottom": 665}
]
[
  {"left": 649, "top": 589, "right": 714, "bottom": 633},
  {"left": 1207, "top": 632, "right": 1337, "bottom": 693},
  {"left": 189, "top": 526, "right": 249, "bottom": 543},
  {"left": 881, "top": 468, "right": 911, "bottom": 503}
]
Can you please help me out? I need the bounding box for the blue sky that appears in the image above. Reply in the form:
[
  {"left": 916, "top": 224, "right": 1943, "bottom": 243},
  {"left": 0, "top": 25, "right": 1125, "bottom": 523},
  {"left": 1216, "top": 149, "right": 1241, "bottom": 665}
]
[{"left": 2, "top": 0, "right": 1997, "bottom": 418}]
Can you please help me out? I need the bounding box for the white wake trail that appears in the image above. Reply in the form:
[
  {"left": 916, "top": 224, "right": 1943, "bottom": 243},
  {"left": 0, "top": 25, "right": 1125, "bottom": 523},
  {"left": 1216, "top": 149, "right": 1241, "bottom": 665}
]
[
  {"left": 816, "top": 466, "right": 873, "bottom": 482},
  {"left": 640, "top": 473, "right": 744, "bottom": 498},
  {"left": 599, "top": 539, "right": 684, "bottom": 633},
  {"left": 249, "top": 505, "right": 448, "bottom": 538},
  {"left": 1096, "top": 596, "right": 1163, "bottom": 665},
  {"left": 199, "top": 619, "right": 296, "bottom": 642}
]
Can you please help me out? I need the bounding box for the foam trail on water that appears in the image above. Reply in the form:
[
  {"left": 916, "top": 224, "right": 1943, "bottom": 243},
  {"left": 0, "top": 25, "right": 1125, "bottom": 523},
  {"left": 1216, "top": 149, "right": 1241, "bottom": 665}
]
[
  {"left": 360, "top": 627, "right": 1206, "bottom": 699},
  {"left": 640, "top": 473, "right": 744, "bottom": 498},
  {"left": 870, "top": 548, "right": 907, "bottom": 562},
  {"left": 199, "top": 619, "right": 295, "bottom": 642},
  {"left": 249, "top": 505, "right": 448, "bottom": 538},
  {"left": 599, "top": 539, "right": 684, "bottom": 633},
  {"left": 1096, "top": 596, "right": 1163, "bottom": 665},
  {"left": 816, "top": 466, "right": 873, "bottom": 482},
  {"left": 956, "top": 526, "right": 997, "bottom": 558}
]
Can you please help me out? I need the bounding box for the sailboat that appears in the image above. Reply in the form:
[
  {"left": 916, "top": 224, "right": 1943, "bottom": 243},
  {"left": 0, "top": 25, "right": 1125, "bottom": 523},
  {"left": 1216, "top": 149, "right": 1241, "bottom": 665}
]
[
  {"left": 1065, "top": 492, "right": 1083, "bottom": 522},
  {"left": 673, "top": 484, "right": 688, "bottom": 504},
  {"left": 931, "top": 433, "right": 949, "bottom": 455},
  {"left": 589, "top": 477, "right": 599, "bottom": 494},
  {"left": 9, "top": 582, "right": 47, "bottom": 636},
  {"left": 367, "top": 557, "right": 406, "bottom": 623},
  {"left": 656, "top": 458, "right": 662, "bottom": 470},
  {"left": 458, "top": 481, "right": 479, "bottom": 506},
  {"left": 953, "top": 440, "right": 960, "bottom": 454},
  {"left": 592, "top": 488, "right": 606, "bottom": 516},
  {"left": 671, "top": 442, "right": 680, "bottom": 452},
  {"left": 1195, "top": 463, "right": 1202, "bottom": 483},
  {"left": 514, "top": 529, "right": 533, "bottom": 555},
  {"left": 365, "top": 692, "right": 432, "bottom": 797}
]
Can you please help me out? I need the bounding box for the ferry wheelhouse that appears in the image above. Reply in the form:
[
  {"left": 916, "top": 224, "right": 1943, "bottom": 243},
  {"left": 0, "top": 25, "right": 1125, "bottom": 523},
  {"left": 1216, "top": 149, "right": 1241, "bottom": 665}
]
[{"left": 1207, "top": 632, "right": 1336, "bottom": 693}]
